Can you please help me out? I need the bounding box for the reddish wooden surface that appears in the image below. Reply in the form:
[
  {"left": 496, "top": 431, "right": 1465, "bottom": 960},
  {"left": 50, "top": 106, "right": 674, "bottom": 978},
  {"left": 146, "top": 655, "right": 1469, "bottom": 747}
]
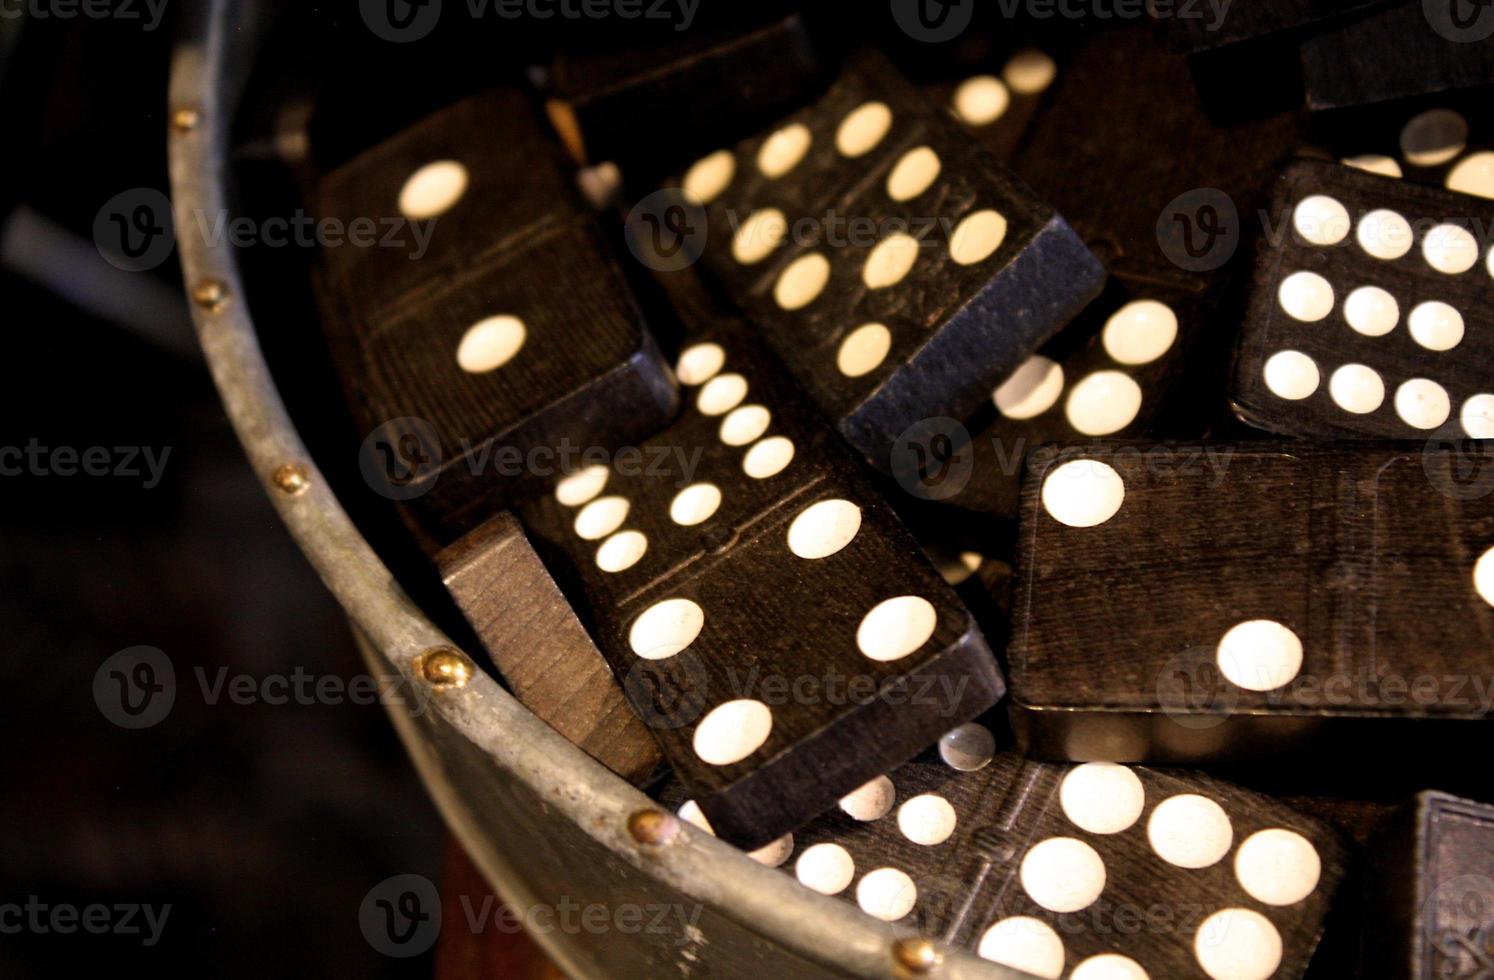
[{"left": 436, "top": 840, "right": 565, "bottom": 980}]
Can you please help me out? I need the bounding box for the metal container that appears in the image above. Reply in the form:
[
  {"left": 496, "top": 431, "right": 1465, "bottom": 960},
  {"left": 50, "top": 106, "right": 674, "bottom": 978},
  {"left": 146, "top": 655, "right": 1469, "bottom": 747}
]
[{"left": 167, "top": 2, "right": 1012, "bottom": 975}]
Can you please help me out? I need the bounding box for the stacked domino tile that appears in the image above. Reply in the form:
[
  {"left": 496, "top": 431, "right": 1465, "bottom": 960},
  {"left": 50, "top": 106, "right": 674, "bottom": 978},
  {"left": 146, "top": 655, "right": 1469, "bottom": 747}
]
[{"left": 283, "top": 3, "right": 1494, "bottom": 978}]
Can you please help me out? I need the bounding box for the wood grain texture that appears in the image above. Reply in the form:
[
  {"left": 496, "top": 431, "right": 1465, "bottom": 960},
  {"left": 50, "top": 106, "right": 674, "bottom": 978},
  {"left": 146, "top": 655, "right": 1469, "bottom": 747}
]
[
  {"left": 1009, "top": 25, "right": 1304, "bottom": 284},
  {"left": 314, "top": 90, "right": 678, "bottom": 542},
  {"left": 1230, "top": 158, "right": 1494, "bottom": 441},
  {"left": 1151, "top": 0, "right": 1394, "bottom": 51},
  {"left": 519, "top": 327, "right": 1002, "bottom": 849},
  {"left": 891, "top": 27, "right": 1302, "bottom": 533},
  {"left": 669, "top": 48, "right": 1104, "bottom": 470},
  {"left": 1301, "top": 1, "right": 1494, "bottom": 110},
  {"left": 434, "top": 840, "right": 563, "bottom": 980},
  {"left": 663, "top": 735, "right": 1348, "bottom": 978},
  {"left": 542, "top": 12, "right": 829, "bottom": 180},
  {"left": 1360, "top": 791, "right": 1494, "bottom": 978},
  {"left": 437, "top": 512, "right": 664, "bottom": 786},
  {"left": 1009, "top": 443, "right": 1494, "bottom": 763}
]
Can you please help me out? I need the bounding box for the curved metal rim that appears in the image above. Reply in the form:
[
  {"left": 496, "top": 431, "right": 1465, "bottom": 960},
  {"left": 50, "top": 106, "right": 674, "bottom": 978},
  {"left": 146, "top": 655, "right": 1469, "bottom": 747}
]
[{"left": 165, "top": 4, "right": 1011, "bottom": 977}]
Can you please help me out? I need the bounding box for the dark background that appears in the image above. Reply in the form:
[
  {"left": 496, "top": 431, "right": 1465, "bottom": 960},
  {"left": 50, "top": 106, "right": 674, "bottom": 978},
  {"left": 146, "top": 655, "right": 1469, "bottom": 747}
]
[{"left": 0, "top": 9, "right": 444, "bottom": 977}]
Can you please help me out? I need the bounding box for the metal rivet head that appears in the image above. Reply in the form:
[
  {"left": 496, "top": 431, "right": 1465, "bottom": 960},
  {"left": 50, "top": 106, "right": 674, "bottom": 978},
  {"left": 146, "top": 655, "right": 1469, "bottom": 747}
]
[
  {"left": 892, "top": 938, "right": 941, "bottom": 975},
  {"left": 191, "top": 279, "right": 229, "bottom": 312},
  {"left": 628, "top": 809, "right": 680, "bottom": 846},
  {"left": 271, "top": 462, "right": 310, "bottom": 496},
  {"left": 172, "top": 107, "right": 200, "bottom": 133},
  {"left": 416, "top": 647, "right": 473, "bottom": 689}
]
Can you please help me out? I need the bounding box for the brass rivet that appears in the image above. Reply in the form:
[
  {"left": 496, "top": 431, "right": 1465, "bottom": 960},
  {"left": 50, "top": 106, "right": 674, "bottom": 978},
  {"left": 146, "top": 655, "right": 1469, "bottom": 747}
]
[
  {"left": 172, "top": 107, "right": 200, "bottom": 133},
  {"left": 627, "top": 809, "right": 680, "bottom": 846},
  {"left": 271, "top": 462, "right": 310, "bottom": 496},
  {"left": 191, "top": 279, "right": 229, "bottom": 312},
  {"left": 892, "top": 938, "right": 941, "bottom": 975},
  {"left": 417, "top": 647, "right": 473, "bottom": 689}
]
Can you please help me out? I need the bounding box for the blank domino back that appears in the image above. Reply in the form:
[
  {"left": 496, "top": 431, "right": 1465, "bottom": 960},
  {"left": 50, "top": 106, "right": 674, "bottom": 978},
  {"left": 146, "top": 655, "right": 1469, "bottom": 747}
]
[
  {"left": 1231, "top": 159, "right": 1494, "bottom": 441},
  {"left": 1009, "top": 444, "right": 1494, "bottom": 763},
  {"left": 436, "top": 512, "right": 664, "bottom": 786}
]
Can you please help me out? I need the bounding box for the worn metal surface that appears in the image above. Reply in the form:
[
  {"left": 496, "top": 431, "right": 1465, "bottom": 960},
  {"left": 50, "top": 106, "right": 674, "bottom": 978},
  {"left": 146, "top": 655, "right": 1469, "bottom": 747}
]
[{"left": 166, "top": 2, "right": 1017, "bottom": 975}]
